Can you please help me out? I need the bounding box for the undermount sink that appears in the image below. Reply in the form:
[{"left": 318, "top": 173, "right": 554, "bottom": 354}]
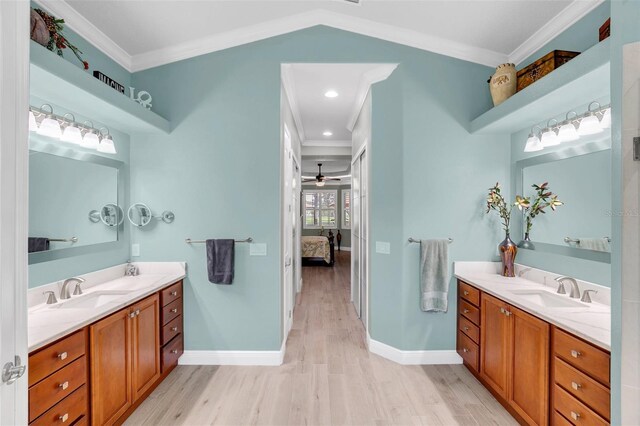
[
  {"left": 507, "top": 289, "right": 587, "bottom": 309},
  {"left": 52, "top": 290, "right": 132, "bottom": 310}
]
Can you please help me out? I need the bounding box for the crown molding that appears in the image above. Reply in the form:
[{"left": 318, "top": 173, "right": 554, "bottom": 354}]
[
  {"left": 302, "top": 139, "right": 352, "bottom": 147},
  {"left": 281, "top": 64, "right": 307, "bottom": 142},
  {"left": 34, "top": 0, "right": 133, "bottom": 72},
  {"left": 347, "top": 64, "right": 398, "bottom": 131},
  {"left": 508, "top": 0, "right": 605, "bottom": 66},
  {"left": 130, "top": 9, "right": 508, "bottom": 72}
]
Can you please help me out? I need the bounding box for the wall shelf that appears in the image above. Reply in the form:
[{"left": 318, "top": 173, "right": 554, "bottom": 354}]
[
  {"left": 30, "top": 41, "right": 170, "bottom": 134},
  {"left": 470, "top": 38, "right": 611, "bottom": 135}
]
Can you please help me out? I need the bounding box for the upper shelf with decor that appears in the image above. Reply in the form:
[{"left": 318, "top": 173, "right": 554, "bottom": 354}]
[
  {"left": 470, "top": 38, "right": 610, "bottom": 135},
  {"left": 30, "top": 41, "right": 171, "bottom": 134}
]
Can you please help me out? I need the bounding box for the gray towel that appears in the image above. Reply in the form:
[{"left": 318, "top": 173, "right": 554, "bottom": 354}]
[
  {"left": 28, "top": 237, "right": 50, "bottom": 253},
  {"left": 206, "top": 239, "right": 235, "bottom": 284},
  {"left": 420, "top": 239, "right": 449, "bottom": 312}
]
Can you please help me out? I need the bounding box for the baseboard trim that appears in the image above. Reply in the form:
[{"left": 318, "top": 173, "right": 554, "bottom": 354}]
[
  {"left": 179, "top": 340, "right": 286, "bottom": 366},
  {"left": 367, "top": 333, "right": 463, "bottom": 365},
  {"left": 336, "top": 246, "right": 351, "bottom": 252}
]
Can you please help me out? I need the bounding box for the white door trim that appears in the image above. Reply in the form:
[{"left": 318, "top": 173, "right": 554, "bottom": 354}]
[{"left": 0, "top": 1, "right": 30, "bottom": 423}]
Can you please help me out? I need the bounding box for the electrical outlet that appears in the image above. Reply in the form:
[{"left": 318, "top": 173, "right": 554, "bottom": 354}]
[
  {"left": 375, "top": 241, "right": 391, "bottom": 254},
  {"left": 250, "top": 243, "right": 267, "bottom": 256},
  {"left": 131, "top": 244, "right": 140, "bottom": 257}
]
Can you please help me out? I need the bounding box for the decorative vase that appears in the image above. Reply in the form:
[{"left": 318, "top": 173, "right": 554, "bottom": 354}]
[
  {"left": 498, "top": 232, "right": 518, "bottom": 277},
  {"left": 489, "top": 63, "right": 517, "bottom": 107},
  {"left": 30, "top": 9, "right": 49, "bottom": 47},
  {"left": 517, "top": 232, "right": 536, "bottom": 250}
]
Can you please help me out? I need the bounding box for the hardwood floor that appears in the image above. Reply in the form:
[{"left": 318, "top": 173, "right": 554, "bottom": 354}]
[{"left": 125, "top": 251, "right": 516, "bottom": 425}]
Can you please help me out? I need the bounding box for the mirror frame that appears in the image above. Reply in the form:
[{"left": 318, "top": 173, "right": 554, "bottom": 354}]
[
  {"left": 28, "top": 137, "right": 126, "bottom": 265},
  {"left": 515, "top": 138, "right": 612, "bottom": 264}
]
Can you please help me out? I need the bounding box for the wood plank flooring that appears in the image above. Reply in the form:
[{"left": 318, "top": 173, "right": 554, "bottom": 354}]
[{"left": 125, "top": 251, "right": 517, "bottom": 425}]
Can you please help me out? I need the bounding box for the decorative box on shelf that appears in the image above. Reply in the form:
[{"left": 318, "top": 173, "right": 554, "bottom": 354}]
[{"left": 516, "top": 50, "right": 580, "bottom": 92}]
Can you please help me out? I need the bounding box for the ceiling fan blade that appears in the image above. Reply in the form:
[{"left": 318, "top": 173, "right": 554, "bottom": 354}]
[
  {"left": 302, "top": 179, "right": 316, "bottom": 182},
  {"left": 325, "top": 178, "right": 341, "bottom": 181}
]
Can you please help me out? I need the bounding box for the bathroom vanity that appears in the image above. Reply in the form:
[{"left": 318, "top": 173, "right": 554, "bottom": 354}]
[
  {"left": 27, "top": 263, "right": 185, "bottom": 426},
  {"left": 455, "top": 263, "right": 611, "bottom": 426}
]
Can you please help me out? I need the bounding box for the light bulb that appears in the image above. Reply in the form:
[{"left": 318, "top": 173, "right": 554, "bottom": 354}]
[
  {"left": 29, "top": 111, "right": 38, "bottom": 131},
  {"left": 578, "top": 114, "right": 603, "bottom": 135},
  {"left": 600, "top": 108, "right": 611, "bottom": 129},
  {"left": 323, "top": 131, "right": 333, "bottom": 136},
  {"left": 557, "top": 122, "right": 579, "bottom": 142},
  {"left": 81, "top": 130, "right": 100, "bottom": 149},
  {"left": 61, "top": 124, "right": 83, "bottom": 145},
  {"left": 524, "top": 133, "right": 543, "bottom": 152},
  {"left": 37, "top": 115, "right": 62, "bottom": 139},
  {"left": 324, "top": 90, "right": 339, "bottom": 98},
  {"left": 540, "top": 128, "right": 560, "bottom": 147},
  {"left": 97, "top": 135, "right": 117, "bottom": 154}
]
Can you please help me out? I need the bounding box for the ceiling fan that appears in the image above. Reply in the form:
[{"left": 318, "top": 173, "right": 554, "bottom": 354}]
[{"left": 303, "top": 163, "right": 341, "bottom": 187}]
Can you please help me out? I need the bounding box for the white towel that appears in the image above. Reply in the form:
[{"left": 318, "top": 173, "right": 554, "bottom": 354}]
[
  {"left": 578, "top": 238, "right": 610, "bottom": 252},
  {"left": 420, "top": 239, "right": 449, "bottom": 312}
]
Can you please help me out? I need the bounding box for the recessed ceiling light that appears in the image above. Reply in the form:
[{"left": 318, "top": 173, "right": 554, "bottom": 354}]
[
  {"left": 324, "top": 90, "right": 339, "bottom": 98},
  {"left": 323, "top": 131, "right": 333, "bottom": 136}
]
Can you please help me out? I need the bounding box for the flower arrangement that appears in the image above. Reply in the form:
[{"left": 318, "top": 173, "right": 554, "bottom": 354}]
[
  {"left": 486, "top": 182, "right": 512, "bottom": 233},
  {"left": 515, "top": 182, "right": 563, "bottom": 236},
  {"left": 32, "top": 8, "right": 89, "bottom": 70}
]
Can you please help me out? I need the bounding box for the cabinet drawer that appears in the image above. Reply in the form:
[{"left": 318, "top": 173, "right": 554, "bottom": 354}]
[
  {"left": 162, "top": 334, "right": 184, "bottom": 374},
  {"left": 29, "top": 330, "right": 86, "bottom": 387},
  {"left": 458, "top": 315, "right": 479, "bottom": 344},
  {"left": 162, "top": 298, "right": 182, "bottom": 326},
  {"left": 554, "top": 357, "right": 610, "bottom": 420},
  {"left": 553, "top": 328, "right": 610, "bottom": 386},
  {"left": 554, "top": 385, "right": 608, "bottom": 426},
  {"left": 72, "top": 415, "right": 88, "bottom": 426},
  {"left": 553, "top": 410, "right": 574, "bottom": 426},
  {"left": 161, "top": 315, "right": 183, "bottom": 346},
  {"left": 30, "top": 384, "right": 87, "bottom": 426},
  {"left": 29, "top": 357, "right": 86, "bottom": 422},
  {"left": 458, "top": 299, "right": 480, "bottom": 326},
  {"left": 457, "top": 330, "right": 479, "bottom": 371},
  {"left": 161, "top": 281, "right": 183, "bottom": 307},
  {"left": 458, "top": 281, "right": 480, "bottom": 306}
]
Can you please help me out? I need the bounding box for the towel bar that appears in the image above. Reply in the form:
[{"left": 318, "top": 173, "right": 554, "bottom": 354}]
[
  {"left": 408, "top": 237, "right": 453, "bottom": 244},
  {"left": 185, "top": 237, "right": 253, "bottom": 244},
  {"left": 49, "top": 237, "right": 78, "bottom": 243},
  {"left": 564, "top": 236, "right": 611, "bottom": 244}
]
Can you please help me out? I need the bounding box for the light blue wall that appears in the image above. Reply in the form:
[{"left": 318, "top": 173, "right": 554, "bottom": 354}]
[
  {"left": 518, "top": 1, "right": 611, "bottom": 68},
  {"left": 130, "top": 26, "right": 509, "bottom": 352}
]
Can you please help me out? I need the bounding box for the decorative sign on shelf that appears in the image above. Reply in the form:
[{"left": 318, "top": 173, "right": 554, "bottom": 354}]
[
  {"left": 93, "top": 71, "right": 125, "bottom": 94},
  {"left": 129, "top": 87, "right": 153, "bottom": 110}
]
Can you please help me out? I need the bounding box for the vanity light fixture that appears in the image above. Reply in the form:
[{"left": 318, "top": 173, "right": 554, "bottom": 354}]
[
  {"left": 60, "top": 113, "right": 83, "bottom": 145},
  {"left": 557, "top": 111, "right": 580, "bottom": 142},
  {"left": 97, "top": 128, "right": 117, "bottom": 154},
  {"left": 81, "top": 121, "right": 100, "bottom": 149},
  {"left": 28, "top": 110, "right": 38, "bottom": 131},
  {"left": 324, "top": 90, "right": 339, "bottom": 98},
  {"left": 578, "top": 101, "right": 604, "bottom": 136},
  {"left": 524, "top": 126, "right": 543, "bottom": 152},
  {"left": 540, "top": 119, "right": 560, "bottom": 147},
  {"left": 600, "top": 107, "right": 612, "bottom": 129},
  {"left": 323, "top": 130, "right": 333, "bottom": 136},
  {"left": 36, "top": 104, "right": 62, "bottom": 139}
]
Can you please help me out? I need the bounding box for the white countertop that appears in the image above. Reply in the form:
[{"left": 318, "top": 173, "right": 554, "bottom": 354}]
[
  {"left": 28, "top": 262, "right": 186, "bottom": 352},
  {"left": 455, "top": 262, "right": 611, "bottom": 351}
]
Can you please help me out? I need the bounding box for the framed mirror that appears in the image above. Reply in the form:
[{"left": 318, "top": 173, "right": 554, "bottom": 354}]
[
  {"left": 515, "top": 138, "right": 611, "bottom": 263},
  {"left": 28, "top": 137, "right": 125, "bottom": 264}
]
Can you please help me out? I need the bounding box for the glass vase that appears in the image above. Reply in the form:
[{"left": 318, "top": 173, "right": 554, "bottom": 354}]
[
  {"left": 499, "top": 232, "right": 518, "bottom": 277},
  {"left": 517, "top": 232, "right": 536, "bottom": 250}
]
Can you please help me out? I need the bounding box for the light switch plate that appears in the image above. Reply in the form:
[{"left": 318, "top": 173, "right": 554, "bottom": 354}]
[
  {"left": 131, "top": 243, "right": 140, "bottom": 257},
  {"left": 250, "top": 243, "right": 267, "bottom": 256},
  {"left": 376, "top": 241, "right": 391, "bottom": 254}
]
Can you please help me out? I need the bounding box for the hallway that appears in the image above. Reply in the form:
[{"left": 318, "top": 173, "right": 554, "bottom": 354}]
[{"left": 125, "top": 251, "right": 516, "bottom": 425}]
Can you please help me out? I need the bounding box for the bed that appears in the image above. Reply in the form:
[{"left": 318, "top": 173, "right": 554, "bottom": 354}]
[{"left": 301, "top": 236, "right": 334, "bottom": 266}]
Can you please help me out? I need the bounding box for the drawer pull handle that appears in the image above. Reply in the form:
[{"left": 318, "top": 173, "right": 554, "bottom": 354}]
[
  {"left": 171, "top": 349, "right": 179, "bottom": 354},
  {"left": 463, "top": 326, "right": 469, "bottom": 331},
  {"left": 129, "top": 311, "right": 136, "bottom": 318},
  {"left": 571, "top": 381, "right": 582, "bottom": 390},
  {"left": 59, "top": 413, "right": 69, "bottom": 423},
  {"left": 57, "top": 352, "right": 68, "bottom": 360},
  {"left": 171, "top": 308, "right": 178, "bottom": 313},
  {"left": 570, "top": 350, "right": 582, "bottom": 358},
  {"left": 463, "top": 291, "right": 469, "bottom": 296},
  {"left": 463, "top": 309, "right": 470, "bottom": 314},
  {"left": 58, "top": 381, "right": 69, "bottom": 390},
  {"left": 571, "top": 411, "right": 580, "bottom": 421},
  {"left": 171, "top": 291, "right": 178, "bottom": 296},
  {"left": 171, "top": 327, "right": 178, "bottom": 332}
]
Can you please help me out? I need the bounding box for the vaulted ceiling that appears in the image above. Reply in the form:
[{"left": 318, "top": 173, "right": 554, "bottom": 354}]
[{"left": 37, "top": 0, "right": 603, "bottom": 72}]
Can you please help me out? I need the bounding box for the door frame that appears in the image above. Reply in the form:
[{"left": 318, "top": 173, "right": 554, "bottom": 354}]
[
  {"left": 0, "top": 1, "right": 30, "bottom": 423},
  {"left": 351, "top": 141, "right": 369, "bottom": 332}
]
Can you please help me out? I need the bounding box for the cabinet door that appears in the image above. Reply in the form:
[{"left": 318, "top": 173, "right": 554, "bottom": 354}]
[
  {"left": 132, "top": 294, "right": 161, "bottom": 400},
  {"left": 90, "top": 308, "right": 132, "bottom": 426},
  {"left": 480, "top": 293, "right": 511, "bottom": 399},
  {"left": 510, "top": 306, "right": 549, "bottom": 426}
]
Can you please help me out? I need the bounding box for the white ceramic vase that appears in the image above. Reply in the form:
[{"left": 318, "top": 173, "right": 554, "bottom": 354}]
[{"left": 489, "top": 63, "right": 517, "bottom": 107}]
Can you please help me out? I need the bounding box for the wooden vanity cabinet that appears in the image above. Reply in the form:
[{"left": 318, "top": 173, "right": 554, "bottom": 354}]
[{"left": 160, "top": 281, "right": 184, "bottom": 375}]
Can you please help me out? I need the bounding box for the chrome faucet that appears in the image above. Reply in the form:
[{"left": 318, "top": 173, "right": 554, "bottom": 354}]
[
  {"left": 555, "top": 276, "right": 581, "bottom": 299},
  {"left": 43, "top": 291, "right": 58, "bottom": 304},
  {"left": 581, "top": 289, "right": 598, "bottom": 303},
  {"left": 60, "top": 277, "right": 85, "bottom": 300}
]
